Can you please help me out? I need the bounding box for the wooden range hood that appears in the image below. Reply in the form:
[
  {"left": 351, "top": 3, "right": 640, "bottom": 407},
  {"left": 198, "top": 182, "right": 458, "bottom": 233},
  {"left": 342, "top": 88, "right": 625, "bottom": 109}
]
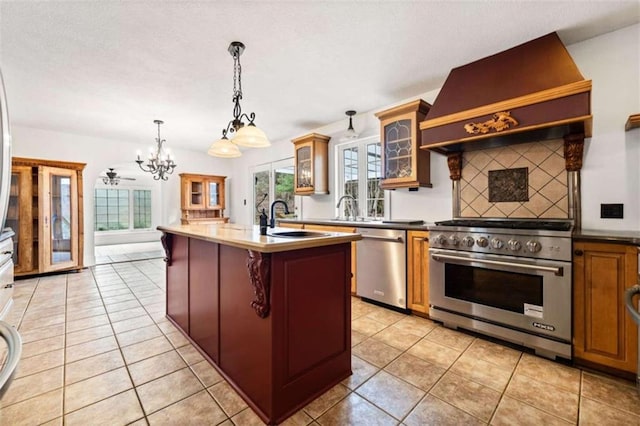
[{"left": 420, "top": 32, "right": 592, "bottom": 154}]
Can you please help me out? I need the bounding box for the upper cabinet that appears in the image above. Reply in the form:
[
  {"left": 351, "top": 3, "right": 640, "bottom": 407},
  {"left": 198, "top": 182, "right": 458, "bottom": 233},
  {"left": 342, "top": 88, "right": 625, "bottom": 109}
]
[
  {"left": 292, "top": 133, "right": 330, "bottom": 195},
  {"left": 180, "top": 173, "right": 228, "bottom": 224},
  {"left": 375, "top": 99, "right": 432, "bottom": 190},
  {"left": 9, "top": 157, "right": 85, "bottom": 276}
]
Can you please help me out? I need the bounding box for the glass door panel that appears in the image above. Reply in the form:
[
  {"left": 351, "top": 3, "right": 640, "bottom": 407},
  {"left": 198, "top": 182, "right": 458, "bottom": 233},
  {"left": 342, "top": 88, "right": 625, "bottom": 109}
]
[
  {"left": 274, "top": 165, "right": 295, "bottom": 218},
  {"left": 208, "top": 182, "right": 219, "bottom": 208},
  {"left": 296, "top": 146, "right": 312, "bottom": 189},
  {"left": 253, "top": 170, "right": 270, "bottom": 225},
  {"left": 8, "top": 166, "right": 33, "bottom": 273}
]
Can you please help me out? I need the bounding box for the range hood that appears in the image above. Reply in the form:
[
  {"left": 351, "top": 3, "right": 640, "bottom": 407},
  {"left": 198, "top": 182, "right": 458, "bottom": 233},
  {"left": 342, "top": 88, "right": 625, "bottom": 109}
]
[{"left": 420, "top": 32, "right": 591, "bottom": 154}]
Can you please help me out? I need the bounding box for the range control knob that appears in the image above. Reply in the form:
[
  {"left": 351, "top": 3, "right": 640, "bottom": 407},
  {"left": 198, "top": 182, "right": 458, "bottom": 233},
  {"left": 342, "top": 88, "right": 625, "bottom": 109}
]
[
  {"left": 461, "top": 236, "right": 475, "bottom": 247},
  {"left": 491, "top": 238, "right": 504, "bottom": 249},
  {"left": 508, "top": 239, "right": 522, "bottom": 251},
  {"left": 449, "top": 235, "right": 460, "bottom": 246},
  {"left": 526, "top": 240, "right": 542, "bottom": 253},
  {"left": 476, "top": 237, "right": 489, "bottom": 248},
  {"left": 435, "top": 234, "right": 448, "bottom": 245}
]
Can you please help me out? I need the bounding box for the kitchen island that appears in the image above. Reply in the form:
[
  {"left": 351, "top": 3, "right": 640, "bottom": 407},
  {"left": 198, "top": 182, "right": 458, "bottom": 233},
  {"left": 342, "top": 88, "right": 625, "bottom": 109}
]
[{"left": 157, "top": 223, "right": 361, "bottom": 425}]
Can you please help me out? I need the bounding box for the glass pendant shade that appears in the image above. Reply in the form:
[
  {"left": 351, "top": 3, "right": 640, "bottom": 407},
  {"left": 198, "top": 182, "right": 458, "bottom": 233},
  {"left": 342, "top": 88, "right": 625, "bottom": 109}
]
[
  {"left": 208, "top": 137, "right": 242, "bottom": 158},
  {"left": 232, "top": 124, "right": 271, "bottom": 148}
]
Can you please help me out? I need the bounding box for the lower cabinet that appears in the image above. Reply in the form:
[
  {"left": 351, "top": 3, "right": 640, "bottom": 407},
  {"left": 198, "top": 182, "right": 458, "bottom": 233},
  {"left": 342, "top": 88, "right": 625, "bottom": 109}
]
[
  {"left": 573, "top": 241, "right": 638, "bottom": 375},
  {"left": 407, "top": 230, "right": 430, "bottom": 315},
  {"left": 166, "top": 235, "right": 189, "bottom": 333}
]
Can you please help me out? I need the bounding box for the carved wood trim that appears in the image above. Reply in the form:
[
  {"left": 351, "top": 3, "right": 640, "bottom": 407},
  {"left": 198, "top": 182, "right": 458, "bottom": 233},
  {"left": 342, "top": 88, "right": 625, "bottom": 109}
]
[
  {"left": 564, "top": 133, "right": 585, "bottom": 172},
  {"left": 464, "top": 111, "right": 519, "bottom": 135},
  {"left": 420, "top": 80, "right": 592, "bottom": 130},
  {"left": 247, "top": 250, "right": 271, "bottom": 318},
  {"left": 447, "top": 152, "right": 463, "bottom": 181},
  {"left": 160, "top": 232, "right": 172, "bottom": 265}
]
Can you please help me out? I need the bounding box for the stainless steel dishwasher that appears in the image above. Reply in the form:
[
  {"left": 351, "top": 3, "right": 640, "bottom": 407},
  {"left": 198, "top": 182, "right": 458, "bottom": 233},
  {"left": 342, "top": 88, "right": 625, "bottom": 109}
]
[{"left": 356, "top": 227, "right": 407, "bottom": 310}]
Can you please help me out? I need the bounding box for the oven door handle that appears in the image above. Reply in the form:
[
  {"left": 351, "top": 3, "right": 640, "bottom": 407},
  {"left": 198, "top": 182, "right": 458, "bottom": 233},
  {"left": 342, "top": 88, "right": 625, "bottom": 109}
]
[
  {"left": 624, "top": 285, "right": 640, "bottom": 325},
  {"left": 431, "top": 253, "right": 564, "bottom": 276},
  {"left": 361, "top": 235, "right": 404, "bottom": 243}
]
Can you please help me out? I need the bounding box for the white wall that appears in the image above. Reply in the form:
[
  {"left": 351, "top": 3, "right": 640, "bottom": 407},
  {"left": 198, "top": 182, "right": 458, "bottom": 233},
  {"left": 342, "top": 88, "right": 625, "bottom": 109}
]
[
  {"left": 567, "top": 24, "right": 640, "bottom": 231},
  {"left": 11, "top": 125, "right": 235, "bottom": 266}
]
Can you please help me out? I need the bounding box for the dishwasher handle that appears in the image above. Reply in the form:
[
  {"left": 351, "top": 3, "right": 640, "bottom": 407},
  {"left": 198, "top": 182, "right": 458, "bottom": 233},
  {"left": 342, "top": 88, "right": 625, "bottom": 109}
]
[
  {"left": 361, "top": 234, "right": 404, "bottom": 243},
  {"left": 624, "top": 285, "right": 640, "bottom": 325},
  {"left": 0, "top": 321, "right": 22, "bottom": 399}
]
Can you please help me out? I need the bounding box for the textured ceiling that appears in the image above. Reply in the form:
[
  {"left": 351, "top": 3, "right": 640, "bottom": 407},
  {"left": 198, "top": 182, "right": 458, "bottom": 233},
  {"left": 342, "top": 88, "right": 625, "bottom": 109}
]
[{"left": 0, "top": 1, "right": 638, "bottom": 153}]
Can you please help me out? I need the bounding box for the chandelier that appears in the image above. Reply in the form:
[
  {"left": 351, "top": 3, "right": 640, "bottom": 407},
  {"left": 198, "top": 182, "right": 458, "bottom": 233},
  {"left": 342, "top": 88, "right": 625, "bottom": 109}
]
[
  {"left": 135, "top": 120, "right": 177, "bottom": 180},
  {"left": 208, "top": 41, "right": 270, "bottom": 158}
]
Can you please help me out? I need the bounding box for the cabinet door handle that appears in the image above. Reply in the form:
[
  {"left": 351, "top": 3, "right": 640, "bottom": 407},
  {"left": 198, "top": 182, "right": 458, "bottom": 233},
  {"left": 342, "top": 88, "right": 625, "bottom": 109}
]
[
  {"left": 574, "top": 249, "right": 583, "bottom": 256},
  {"left": 423, "top": 238, "right": 429, "bottom": 242}
]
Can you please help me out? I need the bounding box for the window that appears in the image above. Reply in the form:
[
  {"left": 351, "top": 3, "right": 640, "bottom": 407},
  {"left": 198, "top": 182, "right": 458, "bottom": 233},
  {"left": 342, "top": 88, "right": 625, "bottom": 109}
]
[
  {"left": 336, "top": 136, "right": 386, "bottom": 219},
  {"left": 95, "top": 189, "right": 152, "bottom": 232},
  {"left": 251, "top": 158, "right": 296, "bottom": 225}
]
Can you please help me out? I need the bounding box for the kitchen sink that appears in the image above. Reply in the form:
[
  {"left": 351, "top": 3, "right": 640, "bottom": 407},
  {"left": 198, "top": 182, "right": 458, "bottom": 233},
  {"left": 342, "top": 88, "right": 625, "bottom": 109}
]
[{"left": 270, "top": 231, "right": 329, "bottom": 238}]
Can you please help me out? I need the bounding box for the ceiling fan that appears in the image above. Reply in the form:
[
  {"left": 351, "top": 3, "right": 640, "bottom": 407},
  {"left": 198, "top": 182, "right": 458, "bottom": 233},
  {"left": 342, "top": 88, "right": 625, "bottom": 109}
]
[{"left": 100, "top": 168, "right": 136, "bottom": 186}]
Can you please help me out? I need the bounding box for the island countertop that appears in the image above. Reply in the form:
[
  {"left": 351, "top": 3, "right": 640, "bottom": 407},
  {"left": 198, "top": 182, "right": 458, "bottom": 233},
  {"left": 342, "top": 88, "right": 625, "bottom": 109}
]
[{"left": 157, "top": 223, "right": 361, "bottom": 253}]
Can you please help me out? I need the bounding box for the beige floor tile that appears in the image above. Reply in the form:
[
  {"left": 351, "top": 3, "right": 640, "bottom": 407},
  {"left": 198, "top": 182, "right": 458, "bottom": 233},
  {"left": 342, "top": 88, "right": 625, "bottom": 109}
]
[
  {"left": 231, "top": 407, "right": 267, "bottom": 425},
  {"left": 430, "top": 371, "right": 501, "bottom": 422},
  {"left": 65, "top": 324, "right": 114, "bottom": 347},
  {"left": 0, "top": 365, "right": 63, "bottom": 407},
  {"left": 19, "top": 322, "right": 65, "bottom": 344},
  {"left": 423, "top": 326, "right": 474, "bottom": 351},
  {"left": 515, "top": 353, "right": 581, "bottom": 394},
  {"left": 464, "top": 338, "right": 521, "bottom": 370},
  {"left": 21, "top": 305, "right": 65, "bottom": 321},
  {"left": 351, "top": 317, "right": 387, "bottom": 336},
  {"left": 21, "top": 334, "right": 64, "bottom": 359},
  {"left": 147, "top": 390, "right": 227, "bottom": 425},
  {"left": 579, "top": 396, "right": 640, "bottom": 425},
  {"left": 64, "top": 367, "right": 133, "bottom": 413},
  {"left": 107, "top": 306, "right": 149, "bottom": 323},
  {"left": 105, "top": 299, "right": 142, "bottom": 313},
  {"left": 384, "top": 353, "right": 445, "bottom": 392},
  {"left": 351, "top": 330, "right": 367, "bottom": 347},
  {"left": 65, "top": 335, "right": 119, "bottom": 363},
  {"left": 351, "top": 301, "right": 376, "bottom": 319},
  {"left": 111, "top": 314, "right": 155, "bottom": 334},
  {"left": 506, "top": 373, "right": 579, "bottom": 422},
  {"left": 392, "top": 315, "right": 437, "bottom": 338},
  {"left": 279, "top": 409, "right": 314, "bottom": 426},
  {"left": 39, "top": 417, "right": 63, "bottom": 426},
  {"left": 404, "top": 394, "right": 484, "bottom": 426},
  {"left": 127, "top": 419, "right": 149, "bottom": 426},
  {"left": 166, "top": 329, "right": 191, "bottom": 348},
  {"left": 116, "top": 324, "right": 163, "bottom": 347},
  {"left": 450, "top": 353, "right": 513, "bottom": 392},
  {"left": 129, "top": 350, "right": 187, "bottom": 386},
  {"left": 14, "top": 348, "right": 64, "bottom": 379},
  {"left": 99, "top": 287, "right": 134, "bottom": 298},
  {"left": 364, "top": 308, "right": 406, "bottom": 326},
  {"left": 371, "top": 326, "right": 421, "bottom": 351},
  {"left": 20, "top": 312, "right": 66, "bottom": 330},
  {"left": 64, "top": 389, "right": 144, "bottom": 426},
  {"left": 316, "top": 392, "right": 397, "bottom": 426},
  {"left": 0, "top": 388, "right": 63, "bottom": 426},
  {"left": 137, "top": 367, "right": 204, "bottom": 415},
  {"left": 491, "top": 395, "right": 572, "bottom": 425},
  {"left": 102, "top": 293, "right": 137, "bottom": 305},
  {"left": 66, "top": 299, "right": 104, "bottom": 313},
  {"left": 303, "top": 383, "right": 350, "bottom": 419},
  {"left": 65, "top": 349, "right": 125, "bottom": 385},
  {"left": 190, "top": 360, "right": 224, "bottom": 387},
  {"left": 66, "top": 314, "right": 110, "bottom": 333},
  {"left": 208, "top": 381, "right": 249, "bottom": 417},
  {"left": 155, "top": 318, "right": 180, "bottom": 335},
  {"left": 121, "top": 335, "right": 174, "bottom": 364},
  {"left": 177, "top": 343, "right": 206, "bottom": 365},
  {"left": 355, "top": 370, "right": 424, "bottom": 420},
  {"left": 406, "top": 338, "right": 462, "bottom": 369},
  {"left": 352, "top": 338, "right": 402, "bottom": 368},
  {"left": 581, "top": 371, "right": 640, "bottom": 416},
  {"left": 65, "top": 305, "right": 107, "bottom": 322},
  {"left": 341, "top": 355, "right": 379, "bottom": 390}
]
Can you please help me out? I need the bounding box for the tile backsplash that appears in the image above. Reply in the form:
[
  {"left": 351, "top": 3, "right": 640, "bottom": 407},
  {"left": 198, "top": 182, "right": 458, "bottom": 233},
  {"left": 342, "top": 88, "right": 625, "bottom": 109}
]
[{"left": 460, "top": 139, "right": 568, "bottom": 218}]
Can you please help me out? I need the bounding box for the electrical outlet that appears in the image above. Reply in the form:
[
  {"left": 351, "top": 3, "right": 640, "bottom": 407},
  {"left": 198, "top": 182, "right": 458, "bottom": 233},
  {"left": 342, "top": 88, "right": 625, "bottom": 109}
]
[{"left": 600, "top": 203, "right": 623, "bottom": 219}]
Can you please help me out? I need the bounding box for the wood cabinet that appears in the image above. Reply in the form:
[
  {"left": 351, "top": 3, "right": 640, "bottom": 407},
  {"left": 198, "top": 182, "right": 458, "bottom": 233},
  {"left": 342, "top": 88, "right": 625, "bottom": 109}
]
[
  {"left": 9, "top": 157, "right": 85, "bottom": 276},
  {"left": 292, "top": 133, "right": 330, "bottom": 195},
  {"left": 180, "top": 173, "right": 228, "bottom": 224},
  {"left": 573, "top": 241, "right": 638, "bottom": 375},
  {"left": 375, "top": 99, "right": 432, "bottom": 190},
  {"left": 407, "top": 230, "right": 430, "bottom": 315}
]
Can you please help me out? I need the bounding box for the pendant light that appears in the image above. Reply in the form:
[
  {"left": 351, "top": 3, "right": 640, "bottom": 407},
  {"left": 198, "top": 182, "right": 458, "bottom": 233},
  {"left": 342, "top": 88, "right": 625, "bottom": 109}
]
[{"left": 340, "top": 110, "right": 359, "bottom": 142}]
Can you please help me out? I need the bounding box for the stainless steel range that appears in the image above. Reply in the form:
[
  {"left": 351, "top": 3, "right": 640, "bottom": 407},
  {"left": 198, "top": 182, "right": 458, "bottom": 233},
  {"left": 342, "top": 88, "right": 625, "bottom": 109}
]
[{"left": 429, "top": 219, "right": 573, "bottom": 360}]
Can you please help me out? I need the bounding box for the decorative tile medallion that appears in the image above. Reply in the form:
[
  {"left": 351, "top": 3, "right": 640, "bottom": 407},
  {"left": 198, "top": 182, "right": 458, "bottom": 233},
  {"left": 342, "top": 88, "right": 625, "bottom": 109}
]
[{"left": 488, "top": 168, "right": 529, "bottom": 202}]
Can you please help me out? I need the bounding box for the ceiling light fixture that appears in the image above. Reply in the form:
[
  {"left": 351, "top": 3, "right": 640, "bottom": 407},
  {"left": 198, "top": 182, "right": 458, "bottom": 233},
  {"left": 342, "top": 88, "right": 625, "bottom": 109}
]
[
  {"left": 208, "top": 41, "right": 270, "bottom": 158},
  {"left": 100, "top": 168, "right": 136, "bottom": 186},
  {"left": 340, "top": 110, "right": 359, "bottom": 141},
  {"left": 135, "top": 120, "right": 177, "bottom": 180}
]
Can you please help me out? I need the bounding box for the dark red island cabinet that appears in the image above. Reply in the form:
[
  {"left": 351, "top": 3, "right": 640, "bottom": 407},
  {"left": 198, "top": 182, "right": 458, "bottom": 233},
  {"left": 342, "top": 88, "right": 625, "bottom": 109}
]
[{"left": 161, "top": 231, "right": 352, "bottom": 425}]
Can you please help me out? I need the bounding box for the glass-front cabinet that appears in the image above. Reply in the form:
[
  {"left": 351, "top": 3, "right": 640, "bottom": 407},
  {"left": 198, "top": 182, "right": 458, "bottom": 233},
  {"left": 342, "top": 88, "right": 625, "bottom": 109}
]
[
  {"left": 292, "top": 133, "right": 330, "bottom": 195},
  {"left": 10, "top": 158, "right": 85, "bottom": 277},
  {"left": 375, "top": 99, "right": 432, "bottom": 190},
  {"left": 179, "top": 173, "right": 227, "bottom": 224}
]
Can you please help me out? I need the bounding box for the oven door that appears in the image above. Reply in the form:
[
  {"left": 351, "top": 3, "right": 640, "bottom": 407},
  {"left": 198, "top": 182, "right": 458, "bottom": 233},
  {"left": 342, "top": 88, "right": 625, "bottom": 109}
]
[{"left": 429, "top": 248, "right": 571, "bottom": 342}]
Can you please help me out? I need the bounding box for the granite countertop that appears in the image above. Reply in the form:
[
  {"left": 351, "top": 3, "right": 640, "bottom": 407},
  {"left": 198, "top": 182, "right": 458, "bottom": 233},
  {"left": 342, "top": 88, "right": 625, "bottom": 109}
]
[
  {"left": 278, "top": 218, "right": 433, "bottom": 231},
  {"left": 157, "top": 223, "right": 361, "bottom": 253},
  {"left": 573, "top": 229, "right": 640, "bottom": 246}
]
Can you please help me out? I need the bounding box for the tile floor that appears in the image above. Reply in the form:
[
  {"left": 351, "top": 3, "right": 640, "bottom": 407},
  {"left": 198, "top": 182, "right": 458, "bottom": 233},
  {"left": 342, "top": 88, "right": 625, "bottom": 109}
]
[
  {"left": 94, "top": 242, "right": 164, "bottom": 265},
  {"left": 2, "top": 258, "right": 640, "bottom": 425}
]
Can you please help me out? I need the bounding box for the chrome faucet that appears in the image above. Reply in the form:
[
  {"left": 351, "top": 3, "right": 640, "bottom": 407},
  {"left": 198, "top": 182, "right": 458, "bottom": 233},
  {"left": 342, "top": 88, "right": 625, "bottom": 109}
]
[
  {"left": 336, "top": 195, "right": 358, "bottom": 221},
  {"left": 269, "top": 200, "right": 290, "bottom": 228}
]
